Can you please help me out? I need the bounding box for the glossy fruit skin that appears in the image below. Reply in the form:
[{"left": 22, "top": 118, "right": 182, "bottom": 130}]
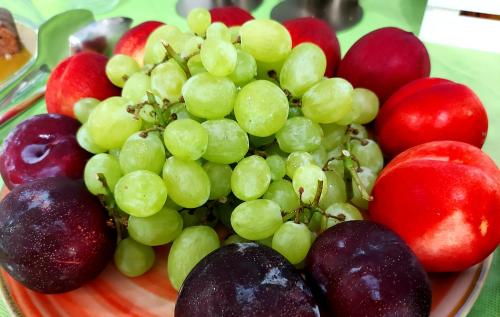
[
  {"left": 113, "top": 21, "right": 164, "bottom": 65},
  {"left": 375, "top": 78, "right": 488, "bottom": 158},
  {"left": 306, "top": 220, "right": 431, "bottom": 317},
  {"left": 0, "top": 114, "right": 91, "bottom": 189},
  {"left": 176, "top": 243, "right": 319, "bottom": 317},
  {"left": 46, "top": 51, "right": 120, "bottom": 117},
  {"left": 337, "top": 27, "right": 430, "bottom": 102},
  {"left": 283, "top": 17, "right": 340, "bottom": 77},
  {"left": 369, "top": 141, "right": 500, "bottom": 272},
  {"left": 0, "top": 177, "right": 115, "bottom": 293},
  {"left": 209, "top": 6, "right": 254, "bottom": 26}
]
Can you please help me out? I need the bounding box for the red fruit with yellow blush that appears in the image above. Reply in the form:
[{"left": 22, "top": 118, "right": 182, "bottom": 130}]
[
  {"left": 114, "top": 21, "right": 164, "bottom": 65},
  {"left": 209, "top": 6, "right": 254, "bottom": 27}
]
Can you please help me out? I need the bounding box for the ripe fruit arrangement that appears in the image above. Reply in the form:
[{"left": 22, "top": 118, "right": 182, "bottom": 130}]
[{"left": 0, "top": 6, "right": 498, "bottom": 317}]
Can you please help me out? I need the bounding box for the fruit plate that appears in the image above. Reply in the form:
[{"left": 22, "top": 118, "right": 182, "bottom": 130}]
[{"left": 0, "top": 235, "right": 493, "bottom": 317}]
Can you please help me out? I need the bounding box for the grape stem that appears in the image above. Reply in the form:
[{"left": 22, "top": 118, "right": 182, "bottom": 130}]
[
  {"left": 344, "top": 127, "right": 373, "bottom": 202},
  {"left": 162, "top": 41, "right": 191, "bottom": 77},
  {"left": 96, "top": 173, "right": 128, "bottom": 244}
]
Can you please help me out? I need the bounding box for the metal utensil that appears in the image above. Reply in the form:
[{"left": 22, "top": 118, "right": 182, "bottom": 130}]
[
  {"left": 176, "top": 0, "right": 262, "bottom": 17},
  {"left": 271, "top": 0, "right": 363, "bottom": 31}
]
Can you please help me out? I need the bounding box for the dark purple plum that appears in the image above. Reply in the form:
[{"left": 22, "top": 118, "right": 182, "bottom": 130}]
[
  {"left": 175, "top": 243, "right": 319, "bottom": 317},
  {"left": 0, "top": 177, "right": 115, "bottom": 293},
  {"left": 306, "top": 220, "right": 431, "bottom": 317},
  {"left": 0, "top": 113, "right": 91, "bottom": 189}
]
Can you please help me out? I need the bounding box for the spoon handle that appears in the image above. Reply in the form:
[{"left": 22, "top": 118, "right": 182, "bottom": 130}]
[
  {"left": 0, "top": 91, "right": 45, "bottom": 127},
  {"left": 0, "top": 64, "right": 49, "bottom": 111}
]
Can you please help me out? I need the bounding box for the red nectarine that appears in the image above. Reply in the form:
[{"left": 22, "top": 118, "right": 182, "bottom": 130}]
[
  {"left": 114, "top": 21, "right": 164, "bottom": 65},
  {"left": 209, "top": 6, "right": 254, "bottom": 27}
]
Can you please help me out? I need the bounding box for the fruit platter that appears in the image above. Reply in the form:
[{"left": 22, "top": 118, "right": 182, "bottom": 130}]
[{"left": 0, "top": 5, "right": 498, "bottom": 317}]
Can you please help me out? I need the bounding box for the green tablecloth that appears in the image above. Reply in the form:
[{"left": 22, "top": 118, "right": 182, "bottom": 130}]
[{"left": 0, "top": 0, "right": 498, "bottom": 316}]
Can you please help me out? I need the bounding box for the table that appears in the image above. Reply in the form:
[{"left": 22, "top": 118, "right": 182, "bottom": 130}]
[{"left": 1, "top": 0, "right": 498, "bottom": 316}]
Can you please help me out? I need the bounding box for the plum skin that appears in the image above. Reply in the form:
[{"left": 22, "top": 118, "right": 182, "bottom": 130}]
[{"left": 0, "top": 177, "right": 115, "bottom": 293}]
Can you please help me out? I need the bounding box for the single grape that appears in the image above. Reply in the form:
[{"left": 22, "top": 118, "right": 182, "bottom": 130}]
[
  {"left": 223, "top": 234, "right": 250, "bottom": 245},
  {"left": 280, "top": 43, "right": 326, "bottom": 97},
  {"left": 319, "top": 170, "right": 347, "bottom": 209},
  {"left": 119, "top": 132, "right": 166, "bottom": 175},
  {"left": 272, "top": 222, "right": 312, "bottom": 264},
  {"left": 231, "top": 155, "right": 271, "bottom": 201},
  {"left": 292, "top": 165, "right": 328, "bottom": 205},
  {"left": 286, "top": 151, "right": 316, "bottom": 178},
  {"left": 200, "top": 38, "right": 237, "bottom": 77},
  {"left": 202, "top": 119, "right": 249, "bottom": 164},
  {"left": 266, "top": 154, "right": 286, "bottom": 181},
  {"left": 180, "top": 35, "right": 204, "bottom": 59},
  {"left": 162, "top": 156, "right": 210, "bottom": 208},
  {"left": 76, "top": 124, "right": 106, "bottom": 154},
  {"left": 230, "top": 199, "right": 282, "bottom": 240},
  {"left": 302, "top": 78, "right": 354, "bottom": 124},
  {"left": 240, "top": 19, "right": 291, "bottom": 62},
  {"left": 322, "top": 203, "right": 363, "bottom": 229},
  {"left": 352, "top": 88, "right": 380, "bottom": 124},
  {"left": 167, "top": 102, "right": 201, "bottom": 122},
  {"left": 350, "top": 139, "right": 384, "bottom": 173},
  {"left": 288, "top": 106, "right": 303, "bottom": 118},
  {"left": 310, "top": 145, "right": 327, "bottom": 166},
  {"left": 351, "top": 167, "right": 376, "bottom": 209},
  {"left": 206, "top": 22, "right": 231, "bottom": 41},
  {"left": 109, "top": 148, "right": 120, "bottom": 160},
  {"left": 114, "top": 238, "right": 155, "bottom": 277},
  {"left": 203, "top": 162, "right": 232, "bottom": 200},
  {"left": 74, "top": 98, "right": 99, "bottom": 124},
  {"left": 167, "top": 226, "right": 220, "bottom": 290},
  {"left": 276, "top": 117, "right": 323, "bottom": 153},
  {"left": 87, "top": 97, "right": 142, "bottom": 150},
  {"left": 307, "top": 211, "right": 323, "bottom": 233},
  {"left": 350, "top": 123, "right": 369, "bottom": 139},
  {"left": 256, "top": 59, "right": 284, "bottom": 81},
  {"left": 321, "top": 123, "right": 347, "bottom": 151},
  {"left": 228, "top": 49, "right": 257, "bottom": 86},
  {"left": 151, "top": 59, "right": 187, "bottom": 102},
  {"left": 128, "top": 207, "right": 183, "bottom": 246},
  {"left": 121, "top": 73, "right": 151, "bottom": 104},
  {"left": 187, "top": 54, "right": 206, "bottom": 75},
  {"left": 114, "top": 170, "right": 168, "bottom": 217},
  {"left": 183, "top": 72, "right": 236, "bottom": 119},
  {"left": 187, "top": 8, "right": 211, "bottom": 36},
  {"left": 336, "top": 103, "right": 360, "bottom": 126},
  {"left": 106, "top": 54, "right": 140, "bottom": 88},
  {"left": 143, "top": 24, "right": 183, "bottom": 65},
  {"left": 84, "top": 153, "right": 122, "bottom": 195},
  {"left": 325, "top": 147, "right": 345, "bottom": 178},
  {"left": 234, "top": 80, "right": 288, "bottom": 137},
  {"left": 164, "top": 119, "right": 208, "bottom": 161},
  {"left": 263, "top": 179, "right": 300, "bottom": 213}
]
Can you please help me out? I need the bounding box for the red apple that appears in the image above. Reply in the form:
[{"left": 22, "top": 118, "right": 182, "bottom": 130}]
[
  {"left": 209, "top": 6, "right": 254, "bottom": 27},
  {"left": 337, "top": 27, "right": 430, "bottom": 102},
  {"left": 46, "top": 51, "right": 120, "bottom": 118},
  {"left": 114, "top": 21, "right": 164, "bottom": 65},
  {"left": 375, "top": 78, "right": 488, "bottom": 158},
  {"left": 369, "top": 141, "right": 500, "bottom": 272},
  {"left": 283, "top": 17, "right": 340, "bottom": 77}
]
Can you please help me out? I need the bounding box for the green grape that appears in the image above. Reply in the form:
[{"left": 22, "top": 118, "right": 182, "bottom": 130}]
[
  {"left": 288, "top": 106, "right": 302, "bottom": 118},
  {"left": 266, "top": 155, "right": 286, "bottom": 181},
  {"left": 310, "top": 145, "right": 327, "bottom": 167},
  {"left": 307, "top": 211, "right": 323, "bottom": 233},
  {"left": 240, "top": 19, "right": 291, "bottom": 63},
  {"left": 325, "top": 147, "right": 345, "bottom": 178},
  {"left": 76, "top": 124, "right": 106, "bottom": 154},
  {"left": 319, "top": 171, "right": 347, "bottom": 209},
  {"left": 167, "top": 102, "right": 201, "bottom": 122},
  {"left": 180, "top": 35, "right": 204, "bottom": 59},
  {"left": 151, "top": 59, "right": 187, "bottom": 102},
  {"left": 350, "top": 139, "right": 384, "bottom": 173},
  {"left": 121, "top": 73, "right": 151, "bottom": 104},
  {"left": 256, "top": 59, "right": 283, "bottom": 81},
  {"left": 352, "top": 88, "right": 380, "bottom": 124},
  {"left": 181, "top": 209, "right": 201, "bottom": 227},
  {"left": 139, "top": 104, "right": 157, "bottom": 123},
  {"left": 187, "top": 8, "right": 211, "bottom": 36},
  {"left": 114, "top": 238, "right": 155, "bottom": 277},
  {"left": 351, "top": 167, "right": 376, "bottom": 210},
  {"left": 203, "top": 162, "right": 232, "bottom": 200},
  {"left": 162, "top": 156, "right": 210, "bottom": 208},
  {"left": 74, "top": 98, "right": 99, "bottom": 124},
  {"left": 115, "top": 170, "right": 168, "bottom": 217},
  {"left": 231, "top": 155, "right": 271, "bottom": 201},
  {"left": 183, "top": 72, "right": 236, "bottom": 119},
  {"left": 109, "top": 148, "right": 121, "bottom": 160},
  {"left": 276, "top": 117, "right": 323, "bottom": 153},
  {"left": 143, "top": 24, "right": 183, "bottom": 65},
  {"left": 234, "top": 80, "right": 288, "bottom": 137},
  {"left": 257, "top": 236, "right": 273, "bottom": 247},
  {"left": 263, "top": 179, "right": 300, "bottom": 213},
  {"left": 248, "top": 134, "right": 275, "bottom": 147},
  {"left": 106, "top": 54, "right": 140, "bottom": 87},
  {"left": 292, "top": 165, "right": 328, "bottom": 205},
  {"left": 119, "top": 132, "right": 165, "bottom": 175},
  {"left": 202, "top": 119, "right": 249, "bottom": 164},
  {"left": 229, "top": 26, "right": 240, "bottom": 43},
  {"left": 187, "top": 54, "right": 206, "bottom": 75},
  {"left": 87, "top": 97, "right": 142, "bottom": 150},
  {"left": 302, "top": 78, "right": 354, "bottom": 124},
  {"left": 223, "top": 234, "right": 250, "bottom": 245},
  {"left": 280, "top": 43, "right": 326, "bottom": 97},
  {"left": 200, "top": 38, "right": 237, "bottom": 77},
  {"left": 266, "top": 142, "right": 287, "bottom": 157},
  {"left": 230, "top": 199, "right": 282, "bottom": 240},
  {"left": 165, "top": 198, "right": 182, "bottom": 211},
  {"left": 84, "top": 153, "right": 122, "bottom": 195},
  {"left": 322, "top": 203, "right": 363, "bottom": 229},
  {"left": 168, "top": 226, "right": 220, "bottom": 290},
  {"left": 272, "top": 222, "right": 311, "bottom": 264},
  {"left": 206, "top": 22, "right": 231, "bottom": 41},
  {"left": 128, "top": 207, "right": 183, "bottom": 246},
  {"left": 336, "top": 103, "right": 360, "bottom": 126},
  {"left": 350, "top": 123, "right": 369, "bottom": 139},
  {"left": 163, "top": 119, "right": 208, "bottom": 161},
  {"left": 228, "top": 49, "right": 257, "bottom": 86},
  {"left": 286, "top": 151, "right": 316, "bottom": 178},
  {"left": 321, "top": 123, "right": 347, "bottom": 151}
]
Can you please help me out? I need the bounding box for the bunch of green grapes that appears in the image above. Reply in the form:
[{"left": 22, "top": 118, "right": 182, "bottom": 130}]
[{"left": 74, "top": 7, "right": 382, "bottom": 290}]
